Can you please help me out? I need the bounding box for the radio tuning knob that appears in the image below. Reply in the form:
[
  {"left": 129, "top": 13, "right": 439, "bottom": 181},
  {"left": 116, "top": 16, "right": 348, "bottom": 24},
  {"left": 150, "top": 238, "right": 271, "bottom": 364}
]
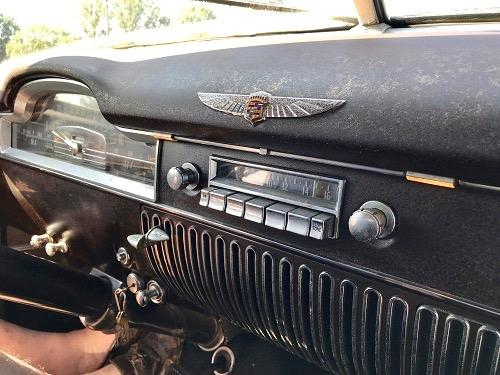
[
  {"left": 167, "top": 163, "right": 200, "bottom": 191},
  {"left": 348, "top": 201, "right": 396, "bottom": 243}
]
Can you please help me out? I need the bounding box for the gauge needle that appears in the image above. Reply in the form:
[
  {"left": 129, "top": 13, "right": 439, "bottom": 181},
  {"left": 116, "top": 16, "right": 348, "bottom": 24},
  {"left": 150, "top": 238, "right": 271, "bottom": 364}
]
[{"left": 52, "top": 130, "right": 82, "bottom": 154}]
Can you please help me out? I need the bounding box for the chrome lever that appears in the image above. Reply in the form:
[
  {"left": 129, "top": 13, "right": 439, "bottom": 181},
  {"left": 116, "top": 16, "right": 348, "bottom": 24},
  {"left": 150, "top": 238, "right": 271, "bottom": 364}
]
[{"left": 126, "top": 227, "right": 169, "bottom": 251}]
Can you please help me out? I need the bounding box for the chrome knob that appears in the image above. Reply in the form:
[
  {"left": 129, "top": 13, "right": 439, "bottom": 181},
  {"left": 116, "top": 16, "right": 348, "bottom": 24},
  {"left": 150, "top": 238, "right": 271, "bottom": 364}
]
[
  {"left": 30, "top": 233, "right": 53, "bottom": 249},
  {"left": 167, "top": 163, "right": 200, "bottom": 191},
  {"left": 45, "top": 240, "right": 68, "bottom": 256},
  {"left": 126, "top": 272, "right": 145, "bottom": 294},
  {"left": 348, "top": 201, "right": 395, "bottom": 242},
  {"left": 116, "top": 247, "right": 131, "bottom": 266},
  {"left": 136, "top": 281, "right": 165, "bottom": 307}
]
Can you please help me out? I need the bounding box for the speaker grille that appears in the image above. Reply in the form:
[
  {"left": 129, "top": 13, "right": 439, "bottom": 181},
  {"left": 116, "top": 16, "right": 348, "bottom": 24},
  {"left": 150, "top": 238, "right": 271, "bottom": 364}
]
[{"left": 141, "top": 208, "right": 500, "bottom": 374}]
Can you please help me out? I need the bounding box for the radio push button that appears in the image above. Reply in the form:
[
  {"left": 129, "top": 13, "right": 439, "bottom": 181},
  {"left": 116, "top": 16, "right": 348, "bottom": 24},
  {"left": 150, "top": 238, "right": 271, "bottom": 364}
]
[
  {"left": 244, "top": 198, "right": 275, "bottom": 223},
  {"left": 309, "top": 213, "right": 335, "bottom": 240},
  {"left": 286, "top": 208, "right": 319, "bottom": 236},
  {"left": 199, "top": 187, "right": 217, "bottom": 207},
  {"left": 265, "top": 203, "right": 296, "bottom": 230},
  {"left": 226, "top": 193, "right": 254, "bottom": 217},
  {"left": 208, "top": 189, "right": 235, "bottom": 211}
]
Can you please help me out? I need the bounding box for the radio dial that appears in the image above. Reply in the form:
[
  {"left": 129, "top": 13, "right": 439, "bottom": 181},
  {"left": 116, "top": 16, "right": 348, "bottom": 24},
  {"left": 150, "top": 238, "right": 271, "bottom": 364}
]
[{"left": 167, "top": 163, "right": 200, "bottom": 191}]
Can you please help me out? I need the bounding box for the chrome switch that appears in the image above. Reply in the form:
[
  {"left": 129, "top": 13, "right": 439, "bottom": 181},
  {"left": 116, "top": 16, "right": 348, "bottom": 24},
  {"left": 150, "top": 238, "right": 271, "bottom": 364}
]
[
  {"left": 208, "top": 189, "right": 234, "bottom": 211},
  {"left": 126, "top": 272, "right": 145, "bottom": 294},
  {"left": 244, "top": 197, "right": 275, "bottom": 223},
  {"left": 199, "top": 187, "right": 216, "bottom": 207},
  {"left": 309, "top": 213, "right": 335, "bottom": 240},
  {"left": 265, "top": 203, "right": 296, "bottom": 230},
  {"left": 286, "top": 208, "right": 318, "bottom": 236},
  {"left": 116, "top": 247, "right": 131, "bottom": 266},
  {"left": 136, "top": 280, "right": 165, "bottom": 307},
  {"left": 226, "top": 193, "right": 254, "bottom": 217}
]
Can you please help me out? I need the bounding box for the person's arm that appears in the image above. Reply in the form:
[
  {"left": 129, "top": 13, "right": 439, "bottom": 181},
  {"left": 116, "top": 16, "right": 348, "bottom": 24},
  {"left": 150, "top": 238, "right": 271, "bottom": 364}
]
[
  {"left": 0, "top": 319, "right": 116, "bottom": 374},
  {"left": 85, "top": 363, "right": 121, "bottom": 375}
]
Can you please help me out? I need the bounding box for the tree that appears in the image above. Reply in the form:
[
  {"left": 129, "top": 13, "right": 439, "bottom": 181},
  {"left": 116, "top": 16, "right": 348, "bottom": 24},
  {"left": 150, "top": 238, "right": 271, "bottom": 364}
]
[
  {"left": 143, "top": 2, "right": 170, "bottom": 29},
  {"left": 113, "top": 0, "right": 168, "bottom": 32},
  {"left": 0, "top": 14, "right": 19, "bottom": 61},
  {"left": 179, "top": 5, "right": 216, "bottom": 24},
  {"left": 81, "top": 0, "right": 107, "bottom": 37},
  {"left": 6, "top": 25, "right": 75, "bottom": 59}
]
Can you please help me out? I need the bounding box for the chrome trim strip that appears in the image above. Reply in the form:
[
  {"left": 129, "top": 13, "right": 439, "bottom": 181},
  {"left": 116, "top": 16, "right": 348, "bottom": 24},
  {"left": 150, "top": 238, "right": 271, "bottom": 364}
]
[
  {"left": 1, "top": 148, "right": 155, "bottom": 201},
  {"left": 458, "top": 180, "right": 500, "bottom": 193},
  {"left": 360, "top": 287, "right": 382, "bottom": 375},
  {"left": 174, "top": 135, "right": 261, "bottom": 154},
  {"left": 471, "top": 326, "right": 500, "bottom": 374},
  {"left": 439, "top": 315, "right": 469, "bottom": 375},
  {"left": 0, "top": 117, "right": 12, "bottom": 152},
  {"left": 385, "top": 296, "right": 409, "bottom": 375},
  {"left": 269, "top": 150, "right": 404, "bottom": 177},
  {"left": 174, "top": 134, "right": 404, "bottom": 176},
  {"left": 411, "top": 306, "right": 439, "bottom": 375}
]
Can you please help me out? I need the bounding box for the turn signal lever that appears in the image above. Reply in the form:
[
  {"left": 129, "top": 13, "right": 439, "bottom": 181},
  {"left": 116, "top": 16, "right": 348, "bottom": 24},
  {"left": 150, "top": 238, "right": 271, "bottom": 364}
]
[{"left": 0, "top": 246, "right": 221, "bottom": 347}]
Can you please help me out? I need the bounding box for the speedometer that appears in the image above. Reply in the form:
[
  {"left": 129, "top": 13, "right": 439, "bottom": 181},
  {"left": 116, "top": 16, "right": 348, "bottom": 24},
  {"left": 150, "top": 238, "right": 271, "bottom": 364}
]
[
  {"left": 11, "top": 93, "right": 156, "bottom": 186},
  {"left": 52, "top": 125, "right": 107, "bottom": 169}
]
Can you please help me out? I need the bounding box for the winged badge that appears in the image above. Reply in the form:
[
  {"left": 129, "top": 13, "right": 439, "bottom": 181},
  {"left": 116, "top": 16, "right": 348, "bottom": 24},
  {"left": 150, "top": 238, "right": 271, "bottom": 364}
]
[{"left": 198, "top": 91, "right": 345, "bottom": 125}]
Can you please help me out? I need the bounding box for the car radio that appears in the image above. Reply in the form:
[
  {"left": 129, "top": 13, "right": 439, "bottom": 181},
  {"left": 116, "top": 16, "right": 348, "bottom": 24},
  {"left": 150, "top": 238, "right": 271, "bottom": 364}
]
[{"left": 198, "top": 157, "right": 345, "bottom": 240}]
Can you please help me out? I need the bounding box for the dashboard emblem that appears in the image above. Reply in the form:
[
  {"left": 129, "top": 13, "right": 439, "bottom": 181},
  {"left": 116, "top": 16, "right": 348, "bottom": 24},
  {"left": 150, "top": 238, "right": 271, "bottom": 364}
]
[{"left": 198, "top": 91, "right": 345, "bottom": 125}]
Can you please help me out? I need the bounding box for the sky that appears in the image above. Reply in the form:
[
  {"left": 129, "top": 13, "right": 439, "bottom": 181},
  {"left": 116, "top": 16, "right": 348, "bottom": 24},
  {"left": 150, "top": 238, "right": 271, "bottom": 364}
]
[{"left": 1, "top": 1, "right": 84, "bottom": 34}]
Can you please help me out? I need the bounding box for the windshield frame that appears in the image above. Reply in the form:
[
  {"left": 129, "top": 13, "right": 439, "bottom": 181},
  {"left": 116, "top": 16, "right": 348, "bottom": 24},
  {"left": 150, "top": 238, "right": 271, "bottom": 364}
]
[{"left": 375, "top": 0, "right": 500, "bottom": 26}]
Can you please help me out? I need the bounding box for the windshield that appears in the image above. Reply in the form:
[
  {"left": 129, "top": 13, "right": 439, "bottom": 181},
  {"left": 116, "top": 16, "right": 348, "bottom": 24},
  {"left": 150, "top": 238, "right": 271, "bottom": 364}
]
[
  {"left": 0, "top": 0, "right": 357, "bottom": 62},
  {"left": 383, "top": 0, "right": 500, "bottom": 21}
]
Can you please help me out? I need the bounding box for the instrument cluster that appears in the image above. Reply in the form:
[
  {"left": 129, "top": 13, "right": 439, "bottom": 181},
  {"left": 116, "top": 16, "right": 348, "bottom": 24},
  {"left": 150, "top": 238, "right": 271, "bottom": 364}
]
[{"left": 11, "top": 93, "right": 156, "bottom": 186}]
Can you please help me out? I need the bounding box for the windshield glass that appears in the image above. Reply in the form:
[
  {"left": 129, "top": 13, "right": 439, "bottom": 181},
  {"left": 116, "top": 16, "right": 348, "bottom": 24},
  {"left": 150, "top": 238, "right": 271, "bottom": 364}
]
[
  {"left": 0, "top": 0, "right": 357, "bottom": 62},
  {"left": 383, "top": 0, "right": 500, "bottom": 20}
]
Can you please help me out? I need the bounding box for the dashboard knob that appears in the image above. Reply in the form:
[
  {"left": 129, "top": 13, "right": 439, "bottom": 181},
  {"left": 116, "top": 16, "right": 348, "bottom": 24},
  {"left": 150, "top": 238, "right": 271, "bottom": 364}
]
[
  {"left": 348, "top": 201, "right": 395, "bottom": 242},
  {"left": 126, "top": 272, "right": 145, "bottom": 294},
  {"left": 136, "top": 280, "right": 165, "bottom": 307},
  {"left": 30, "top": 233, "right": 53, "bottom": 249},
  {"left": 116, "top": 247, "right": 131, "bottom": 266},
  {"left": 45, "top": 240, "right": 68, "bottom": 256},
  {"left": 167, "top": 163, "right": 200, "bottom": 191}
]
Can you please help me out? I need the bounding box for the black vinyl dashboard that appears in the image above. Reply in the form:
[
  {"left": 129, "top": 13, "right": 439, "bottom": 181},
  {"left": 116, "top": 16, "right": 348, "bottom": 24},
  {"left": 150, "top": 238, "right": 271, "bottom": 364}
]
[{"left": 0, "top": 24, "right": 499, "bottom": 374}]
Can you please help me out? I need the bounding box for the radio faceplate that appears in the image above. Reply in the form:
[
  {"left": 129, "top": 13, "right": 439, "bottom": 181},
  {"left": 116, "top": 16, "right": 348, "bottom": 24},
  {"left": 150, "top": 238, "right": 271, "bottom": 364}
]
[{"left": 202, "top": 156, "right": 345, "bottom": 239}]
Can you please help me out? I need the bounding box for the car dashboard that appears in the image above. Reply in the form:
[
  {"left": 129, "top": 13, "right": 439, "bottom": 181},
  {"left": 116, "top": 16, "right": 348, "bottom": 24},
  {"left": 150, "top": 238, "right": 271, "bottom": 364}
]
[{"left": 0, "top": 25, "right": 499, "bottom": 375}]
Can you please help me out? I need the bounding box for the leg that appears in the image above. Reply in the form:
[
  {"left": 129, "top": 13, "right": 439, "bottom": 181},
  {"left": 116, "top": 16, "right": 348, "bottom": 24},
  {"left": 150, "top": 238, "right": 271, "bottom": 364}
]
[{"left": 0, "top": 319, "right": 116, "bottom": 374}]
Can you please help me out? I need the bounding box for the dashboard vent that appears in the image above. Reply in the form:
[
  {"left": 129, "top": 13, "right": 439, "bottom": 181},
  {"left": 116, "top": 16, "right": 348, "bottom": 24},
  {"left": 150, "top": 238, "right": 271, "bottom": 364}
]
[{"left": 141, "top": 208, "right": 500, "bottom": 374}]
